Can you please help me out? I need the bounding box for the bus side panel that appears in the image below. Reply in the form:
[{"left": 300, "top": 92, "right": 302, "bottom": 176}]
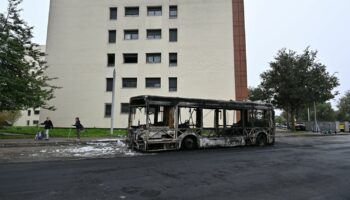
[{"left": 199, "top": 136, "right": 245, "bottom": 148}]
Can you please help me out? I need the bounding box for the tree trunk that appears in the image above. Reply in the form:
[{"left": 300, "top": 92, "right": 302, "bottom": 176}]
[
  {"left": 290, "top": 107, "right": 296, "bottom": 132},
  {"left": 286, "top": 108, "right": 290, "bottom": 129}
]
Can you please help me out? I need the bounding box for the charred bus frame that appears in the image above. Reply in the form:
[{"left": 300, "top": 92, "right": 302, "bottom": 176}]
[{"left": 128, "top": 95, "right": 275, "bottom": 151}]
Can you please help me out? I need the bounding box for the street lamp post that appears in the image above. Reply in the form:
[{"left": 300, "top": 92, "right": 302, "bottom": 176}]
[{"left": 110, "top": 68, "right": 116, "bottom": 135}]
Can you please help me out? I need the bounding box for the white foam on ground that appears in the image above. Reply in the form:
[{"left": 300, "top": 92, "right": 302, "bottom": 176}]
[
  {"left": 60, "top": 140, "right": 139, "bottom": 158},
  {"left": 30, "top": 139, "right": 141, "bottom": 158}
]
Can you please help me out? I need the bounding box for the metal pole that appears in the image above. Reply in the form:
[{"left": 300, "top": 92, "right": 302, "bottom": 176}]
[
  {"left": 307, "top": 108, "right": 310, "bottom": 122},
  {"left": 110, "top": 68, "right": 116, "bottom": 135},
  {"left": 314, "top": 101, "right": 319, "bottom": 132}
]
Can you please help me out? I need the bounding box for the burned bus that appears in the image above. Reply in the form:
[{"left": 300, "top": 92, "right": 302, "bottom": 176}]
[{"left": 128, "top": 95, "right": 275, "bottom": 152}]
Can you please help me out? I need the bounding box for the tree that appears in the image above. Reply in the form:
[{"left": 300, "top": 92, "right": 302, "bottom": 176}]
[
  {"left": 248, "top": 86, "right": 271, "bottom": 102},
  {"left": 337, "top": 91, "right": 350, "bottom": 121},
  {"left": 0, "top": 0, "right": 57, "bottom": 112},
  {"left": 260, "top": 48, "right": 339, "bottom": 130},
  {"left": 0, "top": 111, "right": 21, "bottom": 127},
  {"left": 275, "top": 115, "right": 286, "bottom": 125},
  {"left": 298, "top": 102, "right": 336, "bottom": 122}
]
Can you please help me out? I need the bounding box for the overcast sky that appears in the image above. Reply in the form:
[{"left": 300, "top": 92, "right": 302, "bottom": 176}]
[{"left": 1, "top": 0, "right": 349, "bottom": 106}]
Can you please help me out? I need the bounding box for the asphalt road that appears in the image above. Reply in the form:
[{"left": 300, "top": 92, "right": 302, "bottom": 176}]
[{"left": 1, "top": 135, "right": 350, "bottom": 200}]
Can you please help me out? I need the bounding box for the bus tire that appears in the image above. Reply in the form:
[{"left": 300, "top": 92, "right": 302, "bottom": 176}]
[
  {"left": 256, "top": 133, "right": 267, "bottom": 146},
  {"left": 182, "top": 136, "right": 197, "bottom": 150}
]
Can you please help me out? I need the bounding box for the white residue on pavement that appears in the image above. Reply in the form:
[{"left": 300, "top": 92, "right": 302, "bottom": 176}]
[{"left": 31, "top": 139, "right": 141, "bottom": 158}]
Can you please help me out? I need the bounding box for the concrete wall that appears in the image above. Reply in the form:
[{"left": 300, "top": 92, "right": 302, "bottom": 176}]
[{"left": 42, "top": 0, "right": 237, "bottom": 128}]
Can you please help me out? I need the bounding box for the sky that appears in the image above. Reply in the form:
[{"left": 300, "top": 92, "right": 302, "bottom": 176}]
[{"left": 0, "top": 0, "right": 349, "bottom": 107}]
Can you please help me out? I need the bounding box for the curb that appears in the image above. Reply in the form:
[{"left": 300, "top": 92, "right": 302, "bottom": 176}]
[{"left": 276, "top": 133, "right": 350, "bottom": 138}]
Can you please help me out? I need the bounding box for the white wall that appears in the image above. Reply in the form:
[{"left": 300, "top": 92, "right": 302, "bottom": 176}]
[{"left": 42, "top": 0, "right": 236, "bottom": 128}]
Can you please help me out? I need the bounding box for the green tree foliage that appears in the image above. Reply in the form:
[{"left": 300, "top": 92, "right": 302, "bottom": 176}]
[
  {"left": 0, "top": 0, "right": 58, "bottom": 112},
  {"left": 260, "top": 48, "right": 339, "bottom": 130},
  {"left": 275, "top": 115, "right": 286, "bottom": 125},
  {"left": 298, "top": 103, "right": 336, "bottom": 122},
  {"left": 248, "top": 86, "right": 271, "bottom": 102},
  {"left": 337, "top": 91, "right": 350, "bottom": 121}
]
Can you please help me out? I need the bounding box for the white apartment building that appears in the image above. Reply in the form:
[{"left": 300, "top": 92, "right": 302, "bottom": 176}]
[
  {"left": 14, "top": 108, "right": 41, "bottom": 127},
  {"left": 41, "top": 0, "right": 248, "bottom": 128}
]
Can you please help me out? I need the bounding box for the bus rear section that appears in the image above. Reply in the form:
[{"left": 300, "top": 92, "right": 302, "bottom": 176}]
[{"left": 128, "top": 96, "right": 275, "bottom": 152}]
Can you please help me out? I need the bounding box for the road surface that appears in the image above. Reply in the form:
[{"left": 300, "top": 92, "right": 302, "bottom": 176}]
[{"left": 1, "top": 135, "right": 350, "bottom": 200}]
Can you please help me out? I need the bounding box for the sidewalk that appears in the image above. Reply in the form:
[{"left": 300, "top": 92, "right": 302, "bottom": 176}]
[{"left": 0, "top": 137, "right": 126, "bottom": 148}]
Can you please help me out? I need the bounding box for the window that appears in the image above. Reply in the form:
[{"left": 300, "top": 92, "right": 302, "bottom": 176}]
[
  {"left": 27, "top": 110, "right": 31, "bottom": 116},
  {"left": 122, "top": 78, "right": 137, "bottom": 88},
  {"left": 34, "top": 110, "right": 40, "bottom": 115},
  {"left": 33, "top": 120, "right": 39, "bottom": 125},
  {"left": 27, "top": 120, "right": 30, "bottom": 126},
  {"left": 169, "top": 5, "right": 178, "bottom": 18},
  {"left": 169, "top": 77, "right": 177, "bottom": 92},
  {"left": 106, "top": 78, "right": 114, "bottom": 92},
  {"left": 123, "top": 54, "right": 138, "bottom": 63},
  {"left": 147, "top": 6, "right": 162, "bottom": 16},
  {"left": 146, "top": 53, "right": 161, "bottom": 63},
  {"left": 124, "top": 30, "right": 138, "bottom": 40},
  {"left": 147, "top": 29, "right": 161, "bottom": 39},
  {"left": 108, "top": 30, "right": 116, "bottom": 43},
  {"left": 121, "top": 103, "right": 130, "bottom": 114},
  {"left": 169, "top": 53, "right": 177, "bottom": 66},
  {"left": 125, "top": 7, "right": 139, "bottom": 16},
  {"left": 107, "top": 54, "right": 115, "bottom": 66},
  {"left": 146, "top": 78, "right": 161, "bottom": 88},
  {"left": 169, "top": 29, "right": 177, "bottom": 42},
  {"left": 105, "top": 103, "right": 112, "bottom": 118},
  {"left": 110, "top": 7, "right": 117, "bottom": 20}
]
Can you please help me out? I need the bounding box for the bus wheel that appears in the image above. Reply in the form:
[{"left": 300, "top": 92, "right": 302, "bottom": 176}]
[
  {"left": 256, "top": 134, "right": 267, "bottom": 146},
  {"left": 182, "top": 136, "right": 197, "bottom": 150}
]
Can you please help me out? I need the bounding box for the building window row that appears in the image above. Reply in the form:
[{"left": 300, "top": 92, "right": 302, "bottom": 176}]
[
  {"left": 108, "top": 29, "right": 177, "bottom": 43},
  {"left": 119, "top": 77, "right": 177, "bottom": 90},
  {"left": 104, "top": 79, "right": 176, "bottom": 117},
  {"left": 27, "top": 120, "right": 39, "bottom": 126},
  {"left": 109, "top": 5, "right": 177, "bottom": 20},
  {"left": 27, "top": 109, "right": 40, "bottom": 116},
  {"left": 106, "top": 77, "right": 177, "bottom": 91},
  {"left": 106, "top": 53, "right": 177, "bottom": 66},
  {"left": 104, "top": 103, "right": 133, "bottom": 117}
]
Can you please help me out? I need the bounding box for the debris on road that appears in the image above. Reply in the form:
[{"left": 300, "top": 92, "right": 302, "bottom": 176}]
[{"left": 0, "top": 139, "right": 142, "bottom": 163}]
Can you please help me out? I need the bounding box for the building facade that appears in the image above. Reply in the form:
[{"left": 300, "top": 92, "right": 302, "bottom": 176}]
[
  {"left": 41, "top": 0, "right": 247, "bottom": 128},
  {"left": 14, "top": 108, "right": 41, "bottom": 127}
]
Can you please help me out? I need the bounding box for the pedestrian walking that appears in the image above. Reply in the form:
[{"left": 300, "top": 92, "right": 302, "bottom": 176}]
[
  {"left": 41, "top": 117, "right": 54, "bottom": 140},
  {"left": 73, "top": 117, "right": 83, "bottom": 141}
]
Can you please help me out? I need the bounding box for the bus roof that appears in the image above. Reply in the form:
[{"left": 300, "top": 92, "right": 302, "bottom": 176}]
[{"left": 130, "top": 95, "right": 274, "bottom": 110}]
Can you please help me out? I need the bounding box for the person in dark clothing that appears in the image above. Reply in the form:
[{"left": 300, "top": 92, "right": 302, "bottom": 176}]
[
  {"left": 41, "top": 117, "right": 54, "bottom": 140},
  {"left": 73, "top": 117, "right": 83, "bottom": 141}
]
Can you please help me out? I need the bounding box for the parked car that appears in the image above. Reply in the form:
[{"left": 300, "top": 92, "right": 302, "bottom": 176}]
[
  {"left": 276, "top": 123, "right": 287, "bottom": 129},
  {"left": 295, "top": 124, "right": 306, "bottom": 131}
]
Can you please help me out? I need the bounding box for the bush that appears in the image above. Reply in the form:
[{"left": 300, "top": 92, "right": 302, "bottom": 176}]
[{"left": 0, "top": 111, "right": 21, "bottom": 127}]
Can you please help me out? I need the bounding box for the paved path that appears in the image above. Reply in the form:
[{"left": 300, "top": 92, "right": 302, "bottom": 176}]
[{"left": 1, "top": 135, "right": 350, "bottom": 200}]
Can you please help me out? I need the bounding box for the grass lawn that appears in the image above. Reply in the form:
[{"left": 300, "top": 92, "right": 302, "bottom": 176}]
[{"left": 0, "top": 126, "right": 127, "bottom": 139}]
